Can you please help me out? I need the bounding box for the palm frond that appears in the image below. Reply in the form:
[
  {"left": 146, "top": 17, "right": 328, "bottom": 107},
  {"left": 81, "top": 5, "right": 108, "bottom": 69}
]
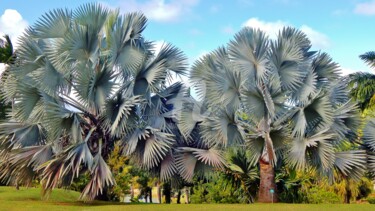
[
  {"left": 176, "top": 147, "right": 225, "bottom": 182},
  {"left": 287, "top": 129, "right": 335, "bottom": 170},
  {"left": 348, "top": 72, "right": 375, "bottom": 110},
  {"left": 363, "top": 119, "right": 375, "bottom": 151},
  {"left": 359, "top": 51, "right": 375, "bottom": 69},
  {"left": 159, "top": 152, "right": 177, "bottom": 182},
  {"left": 312, "top": 52, "right": 340, "bottom": 85},
  {"left": 334, "top": 150, "right": 367, "bottom": 181},
  {"left": 142, "top": 131, "right": 174, "bottom": 169},
  {"left": 140, "top": 43, "right": 187, "bottom": 92},
  {"left": 0, "top": 122, "right": 45, "bottom": 147},
  {"left": 228, "top": 27, "right": 270, "bottom": 83},
  {"left": 175, "top": 151, "right": 197, "bottom": 182},
  {"left": 30, "top": 9, "right": 72, "bottom": 38},
  {"left": 80, "top": 153, "right": 115, "bottom": 201},
  {"left": 270, "top": 27, "right": 309, "bottom": 92},
  {"left": 331, "top": 100, "right": 360, "bottom": 141}
]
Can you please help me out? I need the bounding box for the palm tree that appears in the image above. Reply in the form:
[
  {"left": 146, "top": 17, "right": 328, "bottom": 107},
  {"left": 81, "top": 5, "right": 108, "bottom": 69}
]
[
  {"left": 181, "top": 27, "right": 366, "bottom": 202},
  {"left": 360, "top": 51, "right": 375, "bottom": 69},
  {"left": 348, "top": 51, "right": 375, "bottom": 111},
  {"left": 0, "top": 34, "right": 14, "bottom": 65},
  {"left": 0, "top": 34, "right": 15, "bottom": 120},
  {"left": 0, "top": 3, "right": 196, "bottom": 201},
  {"left": 348, "top": 51, "right": 375, "bottom": 187}
]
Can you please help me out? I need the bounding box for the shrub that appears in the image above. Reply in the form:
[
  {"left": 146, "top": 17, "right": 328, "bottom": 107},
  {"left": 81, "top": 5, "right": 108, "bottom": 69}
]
[
  {"left": 307, "top": 187, "right": 341, "bottom": 204},
  {"left": 367, "top": 197, "right": 375, "bottom": 204}
]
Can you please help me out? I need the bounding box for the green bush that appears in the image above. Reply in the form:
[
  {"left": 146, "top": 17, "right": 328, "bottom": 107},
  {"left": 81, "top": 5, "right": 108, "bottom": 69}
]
[
  {"left": 190, "top": 177, "right": 243, "bottom": 204},
  {"left": 307, "top": 187, "right": 341, "bottom": 204},
  {"left": 367, "top": 197, "right": 375, "bottom": 204}
]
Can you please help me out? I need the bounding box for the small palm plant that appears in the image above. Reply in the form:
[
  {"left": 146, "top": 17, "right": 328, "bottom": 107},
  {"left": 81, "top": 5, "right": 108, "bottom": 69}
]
[{"left": 180, "top": 27, "right": 366, "bottom": 202}]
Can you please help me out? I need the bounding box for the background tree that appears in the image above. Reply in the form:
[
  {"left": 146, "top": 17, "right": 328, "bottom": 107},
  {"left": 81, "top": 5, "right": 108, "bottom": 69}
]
[
  {"left": 348, "top": 51, "right": 375, "bottom": 191},
  {"left": 348, "top": 51, "right": 375, "bottom": 111},
  {"left": 182, "top": 27, "right": 366, "bottom": 202},
  {"left": 107, "top": 142, "right": 132, "bottom": 201},
  {"left": 0, "top": 34, "right": 14, "bottom": 120}
]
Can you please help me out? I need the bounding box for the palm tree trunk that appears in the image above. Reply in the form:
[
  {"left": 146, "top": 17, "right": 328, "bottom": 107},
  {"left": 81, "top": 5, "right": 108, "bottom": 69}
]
[
  {"left": 149, "top": 188, "right": 153, "bottom": 203},
  {"left": 130, "top": 185, "right": 134, "bottom": 201},
  {"left": 177, "top": 189, "right": 181, "bottom": 204},
  {"left": 258, "top": 158, "right": 277, "bottom": 203},
  {"left": 345, "top": 179, "right": 351, "bottom": 204},
  {"left": 163, "top": 182, "right": 171, "bottom": 204},
  {"left": 184, "top": 186, "right": 190, "bottom": 204},
  {"left": 157, "top": 182, "right": 162, "bottom": 203}
]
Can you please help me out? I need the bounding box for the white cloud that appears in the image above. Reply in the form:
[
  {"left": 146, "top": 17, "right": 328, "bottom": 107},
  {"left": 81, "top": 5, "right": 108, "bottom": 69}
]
[
  {"left": 354, "top": 0, "right": 375, "bottom": 15},
  {"left": 340, "top": 67, "right": 362, "bottom": 76},
  {"left": 242, "top": 18, "right": 287, "bottom": 39},
  {"left": 300, "top": 25, "right": 330, "bottom": 49},
  {"left": 0, "top": 9, "right": 28, "bottom": 47},
  {"left": 242, "top": 18, "right": 330, "bottom": 49},
  {"left": 118, "top": 0, "right": 199, "bottom": 22}
]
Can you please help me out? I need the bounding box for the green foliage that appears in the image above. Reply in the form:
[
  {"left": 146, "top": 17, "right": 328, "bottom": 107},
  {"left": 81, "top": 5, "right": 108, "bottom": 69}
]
[
  {"left": 277, "top": 165, "right": 373, "bottom": 204},
  {"left": 367, "top": 197, "right": 375, "bottom": 204},
  {"left": 107, "top": 143, "right": 132, "bottom": 201},
  {"left": 0, "top": 100, "right": 10, "bottom": 120},
  {"left": 277, "top": 168, "right": 312, "bottom": 203},
  {"left": 0, "top": 34, "right": 13, "bottom": 121},
  {"left": 306, "top": 187, "right": 342, "bottom": 204},
  {"left": 356, "top": 178, "right": 373, "bottom": 200},
  {"left": 70, "top": 173, "right": 91, "bottom": 192},
  {"left": 190, "top": 175, "right": 245, "bottom": 204},
  {"left": 348, "top": 72, "right": 375, "bottom": 110}
]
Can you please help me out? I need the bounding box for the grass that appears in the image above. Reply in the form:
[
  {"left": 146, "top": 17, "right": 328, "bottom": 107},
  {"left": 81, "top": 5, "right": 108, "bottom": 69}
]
[{"left": 0, "top": 186, "right": 373, "bottom": 211}]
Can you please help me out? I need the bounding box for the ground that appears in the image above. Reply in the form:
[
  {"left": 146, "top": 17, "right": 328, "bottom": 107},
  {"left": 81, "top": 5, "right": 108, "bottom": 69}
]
[{"left": 0, "top": 186, "right": 373, "bottom": 211}]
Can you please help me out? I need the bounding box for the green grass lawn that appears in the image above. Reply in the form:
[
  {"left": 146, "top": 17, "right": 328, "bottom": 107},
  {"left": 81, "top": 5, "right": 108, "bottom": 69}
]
[{"left": 0, "top": 186, "right": 373, "bottom": 211}]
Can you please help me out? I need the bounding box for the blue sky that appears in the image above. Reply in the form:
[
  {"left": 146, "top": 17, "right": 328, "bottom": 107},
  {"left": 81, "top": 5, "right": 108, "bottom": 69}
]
[{"left": 1, "top": 0, "right": 375, "bottom": 75}]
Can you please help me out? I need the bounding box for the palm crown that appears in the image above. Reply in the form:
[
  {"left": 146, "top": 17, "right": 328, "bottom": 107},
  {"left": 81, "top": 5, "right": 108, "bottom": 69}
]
[
  {"left": 0, "top": 4, "right": 198, "bottom": 200},
  {"left": 180, "top": 27, "right": 366, "bottom": 202}
]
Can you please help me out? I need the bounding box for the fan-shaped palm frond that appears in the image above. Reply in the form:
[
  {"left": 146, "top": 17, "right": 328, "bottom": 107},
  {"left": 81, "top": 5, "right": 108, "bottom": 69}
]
[
  {"left": 330, "top": 100, "right": 360, "bottom": 141},
  {"left": 287, "top": 129, "right": 335, "bottom": 170},
  {"left": 270, "top": 27, "right": 310, "bottom": 93},
  {"left": 360, "top": 51, "right": 375, "bottom": 69},
  {"left": 159, "top": 152, "right": 177, "bottom": 182},
  {"left": 199, "top": 109, "right": 244, "bottom": 147},
  {"left": 0, "top": 3, "right": 188, "bottom": 201},
  {"left": 363, "top": 119, "right": 375, "bottom": 151},
  {"left": 228, "top": 27, "right": 270, "bottom": 83},
  {"left": 0, "top": 122, "right": 45, "bottom": 147},
  {"left": 80, "top": 152, "right": 115, "bottom": 201},
  {"left": 175, "top": 146, "right": 225, "bottom": 182},
  {"left": 334, "top": 150, "right": 367, "bottom": 181}
]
